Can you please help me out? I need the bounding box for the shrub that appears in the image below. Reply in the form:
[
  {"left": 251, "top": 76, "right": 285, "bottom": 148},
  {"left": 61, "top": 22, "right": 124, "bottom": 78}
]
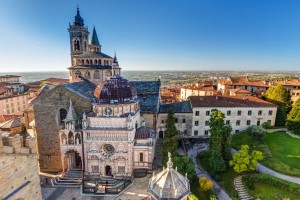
[
  {"left": 188, "top": 193, "right": 198, "bottom": 200},
  {"left": 262, "top": 122, "right": 272, "bottom": 129},
  {"left": 199, "top": 177, "right": 213, "bottom": 191},
  {"left": 242, "top": 174, "right": 300, "bottom": 193},
  {"left": 245, "top": 125, "right": 266, "bottom": 141}
]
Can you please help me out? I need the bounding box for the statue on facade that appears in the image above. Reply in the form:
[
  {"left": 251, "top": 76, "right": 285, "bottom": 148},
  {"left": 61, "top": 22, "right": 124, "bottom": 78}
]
[
  {"left": 127, "top": 114, "right": 132, "bottom": 129},
  {"left": 76, "top": 137, "right": 80, "bottom": 145}
]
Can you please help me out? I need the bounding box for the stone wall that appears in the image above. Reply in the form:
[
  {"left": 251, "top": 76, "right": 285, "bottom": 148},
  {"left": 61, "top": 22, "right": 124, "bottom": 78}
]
[
  {"left": 32, "top": 85, "right": 92, "bottom": 172},
  {"left": 0, "top": 135, "right": 42, "bottom": 200}
]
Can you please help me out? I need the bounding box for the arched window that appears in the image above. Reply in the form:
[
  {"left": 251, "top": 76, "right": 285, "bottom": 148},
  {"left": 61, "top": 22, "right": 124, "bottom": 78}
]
[
  {"left": 74, "top": 40, "right": 80, "bottom": 51},
  {"left": 84, "top": 41, "right": 87, "bottom": 51},
  {"left": 95, "top": 60, "right": 98, "bottom": 65},
  {"left": 68, "top": 131, "right": 74, "bottom": 144},
  {"left": 84, "top": 71, "right": 90, "bottom": 78},
  {"left": 140, "top": 153, "right": 144, "bottom": 162},
  {"left": 59, "top": 108, "right": 67, "bottom": 124},
  {"left": 86, "top": 60, "right": 89, "bottom": 65},
  {"left": 94, "top": 70, "right": 100, "bottom": 79},
  {"left": 90, "top": 59, "right": 93, "bottom": 65},
  {"left": 99, "top": 59, "right": 101, "bottom": 65},
  {"left": 81, "top": 59, "right": 84, "bottom": 65}
]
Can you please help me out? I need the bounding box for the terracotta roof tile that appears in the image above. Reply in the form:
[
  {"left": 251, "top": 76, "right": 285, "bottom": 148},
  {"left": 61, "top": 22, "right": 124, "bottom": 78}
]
[{"left": 189, "top": 96, "right": 276, "bottom": 108}]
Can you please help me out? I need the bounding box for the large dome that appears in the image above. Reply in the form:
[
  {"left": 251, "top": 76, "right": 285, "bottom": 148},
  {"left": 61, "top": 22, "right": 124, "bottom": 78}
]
[{"left": 94, "top": 76, "right": 137, "bottom": 104}]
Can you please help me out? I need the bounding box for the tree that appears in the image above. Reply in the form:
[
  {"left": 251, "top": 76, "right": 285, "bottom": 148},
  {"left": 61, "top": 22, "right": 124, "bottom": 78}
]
[
  {"left": 163, "top": 108, "right": 180, "bottom": 164},
  {"left": 286, "top": 97, "right": 300, "bottom": 135},
  {"left": 173, "top": 156, "right": 196, "bottom": 181},
  {"left": 188, "top": 193, "right": 199, "bottom": 200},
  {"left": 245, "top": 125, "right": 266, "bottom": 141},
  {"left": 209, "top": 109, "right": 232, "bottom": 172},
  {"left": 229, "top": 145, "right": 263, "bottom": 174},
  {"left": 263, "top": 84, "right": 291, "bottom": 126},
  {"left": 199, "top": 177, "right": 213, "bottom": 192}
]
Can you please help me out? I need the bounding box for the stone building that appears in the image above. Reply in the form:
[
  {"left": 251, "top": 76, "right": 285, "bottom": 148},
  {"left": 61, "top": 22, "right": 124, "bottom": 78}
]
[
  {"left": 0, "top": 134, "right": 42, "bottom": 199},
  {"left": 189, "top": 96, "right": 277, "bottom": 136},
  {"left": 157, "top": 101, "right": 193, "bottom": 138},
  {"left": 148, "top": 152, "right": 190, "bottom": 200},
  {"left": 67, "top": 7, "right": 121, "bottom": 85},
  {"left": 32, "top": 8, "right": 160, "bottom": 180}
]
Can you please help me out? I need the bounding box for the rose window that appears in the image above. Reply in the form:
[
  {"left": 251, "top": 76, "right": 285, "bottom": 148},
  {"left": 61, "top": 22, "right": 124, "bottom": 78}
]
[{"left": 100, "top": 144, "right": 115, "bottom": 157}]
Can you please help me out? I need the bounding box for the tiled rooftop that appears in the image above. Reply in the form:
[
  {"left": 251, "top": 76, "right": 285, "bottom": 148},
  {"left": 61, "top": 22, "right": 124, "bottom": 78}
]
[
  {"left": 62, "top": 81, "right": 96, "bottom": 102},
  {"left": 159, "top": 101, "right": 192, "bottom": 113},
  {"left": 75, "top": 52, "right": 112, "bottom": 59},
  {"left": 189, "top": 96, "right": 276, "bottom": 108}
]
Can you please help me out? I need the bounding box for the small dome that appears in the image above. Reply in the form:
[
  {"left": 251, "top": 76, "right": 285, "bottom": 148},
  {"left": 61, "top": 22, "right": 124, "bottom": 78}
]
[
  {"left": 94, "top": 76, "right": 137, "bottom": 104},
  {"left": 74, "top": 7, "right": 84, "bottom": 26}
]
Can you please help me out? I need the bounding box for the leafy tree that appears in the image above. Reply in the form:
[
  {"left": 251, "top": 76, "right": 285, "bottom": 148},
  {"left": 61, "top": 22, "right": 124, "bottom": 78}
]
[
  {"left": 188, "top": 193, "right": 199, "bottom": 200},
  {"left": 209, "top": 109, "right": 232, "bottom": 172},
  {"left": 173, "top": 156, "right": 196, "bottom": 181},
  {"left": 163, "top": 108, "right": 180, "bottom": 164},
  {"left": 245, "top": 125, "right": 266, "bottom": 141},
  {"left": 199, "top": 177, "right": 213, "bottom": 192},
  {"left": 286, "top": 97, "right": 300, "bottom": 135},
  {"left": 261, "top": 122, "right": 272, "bottom": 129},
  {"left": 229, "top": 145, "right": 263, "bottom": 174},
  {"left": 263, "top": 84, "right": 291, "bottom": 126}
]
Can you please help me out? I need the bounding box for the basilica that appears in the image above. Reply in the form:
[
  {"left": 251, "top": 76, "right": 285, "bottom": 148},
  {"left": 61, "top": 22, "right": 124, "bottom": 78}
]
[{"left": 32, "top": 7, "right": 161, "bottom": 194}]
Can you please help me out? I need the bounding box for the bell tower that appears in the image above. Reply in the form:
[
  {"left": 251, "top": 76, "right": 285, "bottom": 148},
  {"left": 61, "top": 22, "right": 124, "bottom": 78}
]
[{"left": 68, "top": 6, "right": 89, "bottom": 66}]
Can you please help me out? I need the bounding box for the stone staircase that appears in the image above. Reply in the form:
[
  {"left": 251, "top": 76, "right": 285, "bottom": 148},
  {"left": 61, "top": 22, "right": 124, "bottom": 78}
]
[
  {"left": 51, "top": 169, "right": 82, "bottom": 188},
  {"left": 152, "top": 139, "right": 163, "bottom": 171},
  {"left": 234, "top": 176, "right": 253, "bottom": 200}
]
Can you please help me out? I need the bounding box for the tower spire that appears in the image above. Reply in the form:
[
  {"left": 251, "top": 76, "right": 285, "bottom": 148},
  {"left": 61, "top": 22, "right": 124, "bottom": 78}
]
[
  {"left": 73, "top": 5, "right": 84, "bottom": 26},
  {"left": 90, "top": 26, "right": 100, "bottom": 46}
]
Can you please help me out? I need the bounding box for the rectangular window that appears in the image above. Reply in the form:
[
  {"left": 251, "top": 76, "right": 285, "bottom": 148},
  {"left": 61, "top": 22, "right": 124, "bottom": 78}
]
[
  {"left": 267, "top": 120, "right": 271, "bottom": 124},
  {"left": 161, "top": 120, "right": 165, "bottom": 123},
  {"left": 227, "top": 110, "right": 231, "bottom": 116},
  {"left": 194, "top": 130, "right": 198, "bottom": 136},
  {"left": 195, "top": 111, "right": 199, "bottom": 116},
  {"left": 237, "top": 110, "right": 242, "bottom": 116},
  {"left": 92, "top": 166, "right": 99, "bottom": 173},
  {"left": 236, "top": 120, "right": 240, "bottom": 126},
  {"left": 204, "top": 130, "right": 209, "bottom": 136},
  {"left": 182, "top": 119, "right": 186, "bottom": 123},
  {"left": 235, "top": 130, "right": 240, "bottom": 134},
  {"left": 195, "top": 121, "right": 199, "bottom": 126},
  {"left": 248, "top": 110, "right": 252, "bottom": 116},
  {"left": 175, "top": 118, "right": 178, "bottom": 123},
  {"left": 247, "top": 120, "right": 251, "bottom": 125},
  {"left": 226, "top": 120, "right": 230, "bottom": 125},
  {"left": 206, "top": 111, "right": 210, "bottom": 116},
  {"left": 268, "top": 110, "right": 273, "bottom": 116},
  {"left": 118, "top": 166, "right": 125, "bottom": 174},
  {"left": 258, "top": 110, "right": 262, "bottom": 116},
  {"left": 205, "top": 121, "right": 209, "bottom": 126}
]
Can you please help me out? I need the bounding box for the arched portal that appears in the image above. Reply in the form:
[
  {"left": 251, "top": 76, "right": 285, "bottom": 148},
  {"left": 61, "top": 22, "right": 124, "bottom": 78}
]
[
  {"left": 63, "top": 149, "right": 82, "bottom": 171},
  {"left": 105, "top": 165, "right": 112, "bottom": 176}
]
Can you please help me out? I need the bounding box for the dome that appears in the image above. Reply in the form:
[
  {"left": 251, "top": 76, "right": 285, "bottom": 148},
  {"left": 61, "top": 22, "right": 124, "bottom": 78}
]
[
  {"left": 94, "top": 76, "right": 137, "bottom": 104},
  {"left": 73, "top": 7, "right": 84, "bottom": 26}
]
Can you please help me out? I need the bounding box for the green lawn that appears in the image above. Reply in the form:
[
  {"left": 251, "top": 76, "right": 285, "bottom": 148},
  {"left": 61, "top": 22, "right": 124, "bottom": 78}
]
[
  {"left": 232, "top": 131, "right": 300, "bottom": 177},
  {"left": 245, "top": 183, "right": 300, "bottom": 200},
  {"left": 198, "top": 152, "right": 238, "bottom": 199}
]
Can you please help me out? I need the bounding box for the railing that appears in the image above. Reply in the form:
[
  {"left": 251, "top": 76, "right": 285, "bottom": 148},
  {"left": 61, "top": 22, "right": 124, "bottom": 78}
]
[{"left": 134, "top": 162, "right": 152, "bottom": 169}]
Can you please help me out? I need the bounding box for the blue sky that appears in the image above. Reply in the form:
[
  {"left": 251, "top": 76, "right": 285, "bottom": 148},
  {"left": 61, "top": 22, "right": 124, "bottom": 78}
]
[{"left": 0, "top": 0, "right": 300, "bottom": 72}]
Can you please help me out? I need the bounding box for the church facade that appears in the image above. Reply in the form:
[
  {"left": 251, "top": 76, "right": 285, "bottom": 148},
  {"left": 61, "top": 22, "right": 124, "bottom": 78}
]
[{"left": 32, "top": 7, "right": 159, "bottom": 182}]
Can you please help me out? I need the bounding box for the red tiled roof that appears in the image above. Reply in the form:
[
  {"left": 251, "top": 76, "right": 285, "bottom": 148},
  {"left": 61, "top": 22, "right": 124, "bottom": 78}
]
[
  {"left": 0, "top": 115, "right": 21, "bottom": 123},
  {"left": 43, "top": 78, "right": 69, "bottom": 85},
  {"left": 189, "top": 96, "right": 276, "bottom": 108},
  {"left": 229, "top": 88, "right": 252, "bottom": 94}
]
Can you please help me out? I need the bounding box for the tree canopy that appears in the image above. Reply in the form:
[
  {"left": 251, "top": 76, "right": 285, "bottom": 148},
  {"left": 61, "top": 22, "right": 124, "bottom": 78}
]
[
  {"left": 229, "top": 145, "right": 263, "bottom": 174},
  {"left": 173, "top": 156, "right": 196, "bottom": 181},
  {"left": 209, "top": 109, "right": 232, "bottom": 172},
  {"left": 162, "top": 108, "right": 180, "bottom": 164},
  {"left": 263, "top": 84, "right": 291, "bottom": 126},
  {"left": 286, "top": 97, "right": 300, "bottom": 135}
]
